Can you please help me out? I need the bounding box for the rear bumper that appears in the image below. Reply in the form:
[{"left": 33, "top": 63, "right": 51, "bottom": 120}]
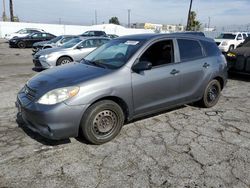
[{"left": 16, "top": 94, "right": 88, "bottom": 140}]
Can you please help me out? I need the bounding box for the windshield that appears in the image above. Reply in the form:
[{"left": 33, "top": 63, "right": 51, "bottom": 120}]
[
  {"left": 48, "top": 36, "right": 63, "bottom": 44},
  {"left": 17, "top": 29, "right": 27, "bottom": 34},
  {"left": 217, "top": 33, "right": 236, "bottom": 39},
  {"left": 83, "top": 38, "right": 145, "bottom": 69},
  {"left": 61, "top": 38, "right": 81, "bottom": 48}
]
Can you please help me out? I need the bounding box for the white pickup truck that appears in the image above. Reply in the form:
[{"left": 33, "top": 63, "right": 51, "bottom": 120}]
[{"left": 214, "top": 32, "right": 247, "bottom": 52}]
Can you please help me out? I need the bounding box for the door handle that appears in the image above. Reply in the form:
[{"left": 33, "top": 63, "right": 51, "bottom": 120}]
[
  {"left": 203, "top": 62, "right": 210, "bottom": 68},
  {"left": 170, "top": 69, "right": 180, "bottom": 75}
]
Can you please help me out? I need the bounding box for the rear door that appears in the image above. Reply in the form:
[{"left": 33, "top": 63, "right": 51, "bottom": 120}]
[
  {"left": 131, "top": 39, "right": 183, "bottom": 116},
  {"left": 176, "top": 38, "right": 209, "bottom": 102},
  {"left": 73, "top": 39, "right": 97, "bottom": 61}
]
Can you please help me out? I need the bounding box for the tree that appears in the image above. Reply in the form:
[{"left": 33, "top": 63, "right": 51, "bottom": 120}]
[
  {"left": 109, "top": 17, "right": 120, "bottom": 25},
  {"left": 9, "top": 0, "right": 14, "bottom": 22},
  {"left": 187, "top": 11, "right": 201, "bottom": 31}
]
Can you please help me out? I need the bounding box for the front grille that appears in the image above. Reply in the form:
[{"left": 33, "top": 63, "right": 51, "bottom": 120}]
[
  {"left": 24, "top": 85, "right": 37, "bottom": 101},
  {"left": 216, "top": 42, "right": 221, "bottom": 46}
]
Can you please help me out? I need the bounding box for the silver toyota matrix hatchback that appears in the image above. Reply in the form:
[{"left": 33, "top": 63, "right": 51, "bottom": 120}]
[{"left": 16, "top": 34, "right": 227, "bottom": 144}]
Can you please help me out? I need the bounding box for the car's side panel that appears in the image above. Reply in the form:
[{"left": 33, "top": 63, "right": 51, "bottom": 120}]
[{"left": 131, "top": 64, "right": 182, "bottom": 116}]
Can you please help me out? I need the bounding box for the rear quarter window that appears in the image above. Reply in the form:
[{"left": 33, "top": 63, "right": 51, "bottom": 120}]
[
  {"left": 177, "top": 39, "right": 203, "bottom": 61},
  {"left": 201, "top": 40, "right": 221, "bottom": 56}
]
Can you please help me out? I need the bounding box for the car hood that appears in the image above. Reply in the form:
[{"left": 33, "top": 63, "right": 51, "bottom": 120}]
[
  {"left": 214, "top": 39, "right": 230, "bottom": 42},
  {"left": 36, "top": 47, "right": 70, "bottom": 55},
  {"left": 230, "top": 47, "right": 250, "bottom": 56},
  {"left": 27, "top": 63, "right": 112, "bottom": 97}
]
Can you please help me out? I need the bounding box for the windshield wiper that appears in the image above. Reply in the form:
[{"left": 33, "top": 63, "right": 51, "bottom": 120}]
[{"left": 82, "top": 59, "right": 107, "bottom": 69}]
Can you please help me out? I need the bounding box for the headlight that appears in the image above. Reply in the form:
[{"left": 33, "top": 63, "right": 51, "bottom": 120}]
[
  {"left": 227, "top": 52, "right": 236, "bottom": 57},
  {"left": 38, "top": 86, "right": 80, "bottom": 105},
  {"left": 40, "top": 54, "right": 53, "bottom": 59},
  {"left": 221, "top": 41, "right": 228, "bottom": 46}
]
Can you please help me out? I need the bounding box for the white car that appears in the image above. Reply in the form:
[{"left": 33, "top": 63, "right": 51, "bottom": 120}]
[
  {"left": 33, "top": 37, "right": 110, "bottom": 70},
  {"left": 4, "top": 28, "right": 45, "bottom": 40},
  {"left": 214, "top": 32, "right": 246, "bottom": 52}
]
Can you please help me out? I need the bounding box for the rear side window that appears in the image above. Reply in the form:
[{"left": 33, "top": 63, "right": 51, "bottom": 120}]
[
  {"left": 201, "top": 40, "right": 221, "bottom": 56},
  {"left": 177, "top": 39, "right": 203, "bottom": 61}
]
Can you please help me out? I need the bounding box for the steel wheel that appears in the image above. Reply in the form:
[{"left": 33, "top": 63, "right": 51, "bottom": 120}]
[
  {"left": 207, "top": 85, "right": 219, "bottom": 103},
  {"left": 92, "top": 110, "right": 118, "bottom": 138},
  {"left": 200, "top": 79, "right": 221, "bottom": 108},
  {"left": 80, "top": 100, "right": 125, "bottom": 145}
]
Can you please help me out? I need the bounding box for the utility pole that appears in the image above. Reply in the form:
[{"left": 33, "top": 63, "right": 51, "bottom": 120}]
[
  {"left": 9, "top": 0, "right": 14, "bottom": 21},
  {"left": 186, "top": 0, "right": 193, "bottom": 31},
  {"left": 208, "top": 16, "right": 211, "bottom": 29},
  {"left": 2, "top": 0, "right": 7, "bottom": 21},
  {"left": 128, "top": 9, "right": 131, "bottom": 28},
  {"left": 95, "top": 10, "right": 97, "bottom": 25}
]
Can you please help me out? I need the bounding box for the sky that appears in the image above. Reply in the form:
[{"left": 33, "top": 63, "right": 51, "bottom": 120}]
[{"left": 1, "top": 0, "right": 250, "bottom": 28}]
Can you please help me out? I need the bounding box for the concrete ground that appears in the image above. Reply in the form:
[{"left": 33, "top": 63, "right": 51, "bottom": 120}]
[{"left": 0, "top": 39, "right": 250, "bottom": 188}]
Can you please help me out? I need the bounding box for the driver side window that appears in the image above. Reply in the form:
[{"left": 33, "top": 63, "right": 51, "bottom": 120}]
[{"left": 139, "top": 40, "right": 174, "bottom": 67}]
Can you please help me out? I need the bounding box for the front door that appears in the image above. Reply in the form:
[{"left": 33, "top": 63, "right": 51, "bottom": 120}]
[{"left": 131, "top": 39, "right": 182, "bottom": 116}]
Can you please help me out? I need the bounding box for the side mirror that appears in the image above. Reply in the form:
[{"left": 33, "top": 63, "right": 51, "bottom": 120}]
[
  {"left": 237, "top": 36, "right": 243, "bottom": 40},
  {"left": 132, "top": 61, "right": 152, "bottom": 73},
  {"left": 76, "top": 46, "right": 82, "bottom": 49}
]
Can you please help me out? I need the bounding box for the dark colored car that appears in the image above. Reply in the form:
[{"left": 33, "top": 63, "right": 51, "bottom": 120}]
[
  {"left": 80, "top": 30, "right": 107, "bottom": 37},
  {"left": 9, "top": 32, "right": 56, "bottom": 48},
  {"left": 16, "top": 33, "right": 227, "bottom": 144},
  {"left": 32, "top": 35, "right": 78, "bottom": 54},
  {"left": 226, "top": 37, "right": 250, "bottom": 75}
]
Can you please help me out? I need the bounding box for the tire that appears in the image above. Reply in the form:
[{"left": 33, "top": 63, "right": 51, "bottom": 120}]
[
  {"left": 200, "top": 79, "right": 221, "bottom": 108},
  {"left": 80, "top": 100, "right": 125, "bottom": 145},
  {"left": 228, "top": 45, "right": 234, "bottom": 52},
  {"left": 17, "top": 41, "right": 26, "bottom": 48},
  {"left": 56, "top": 56, "right": 73, "bottom": 66}
]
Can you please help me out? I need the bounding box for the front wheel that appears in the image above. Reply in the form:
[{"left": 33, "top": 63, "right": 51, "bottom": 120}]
[
  {"left": 200, "top": 79, "right": 221, "bottom": 108},
  {"left": 56, "top": 57, "right": 73, "bottom": 66},
  {"left": 17, "top": 41, "right": 26, "bottom": 48},
  {"left": 80, "top": 100, "right": 125, "bottom": 145}
]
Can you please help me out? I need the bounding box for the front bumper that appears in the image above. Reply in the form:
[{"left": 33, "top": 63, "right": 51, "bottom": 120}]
[
  {"left": 16, "top": 92, "right": 88, "bottom": 140},
  {"left": 218, "top": 46, "right": 229, "bottom": 53},
  {"left": 9, "top": 41, "right": 18, "bottom": 47}
]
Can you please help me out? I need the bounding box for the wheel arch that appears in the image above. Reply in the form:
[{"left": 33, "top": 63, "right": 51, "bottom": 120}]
[
  {"left": 213, "top": 76, "right": 225, "bottom": 89},
  {"left": 88, "top": 96, "right": 130, "bottom": 122}
]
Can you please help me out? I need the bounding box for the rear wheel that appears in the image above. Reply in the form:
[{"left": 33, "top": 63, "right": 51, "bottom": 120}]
[
  {"left": 200, "top": 79, "right": 221, "bottom": 108},
  {"left": 80, "top": 100, "right": 124, "bottom": 145},
  {"left": 17, "top": 41, "right": 26, "bottom": 48},
  {"left": 56, "top": 56, "right": 73, "bottom": 66}
]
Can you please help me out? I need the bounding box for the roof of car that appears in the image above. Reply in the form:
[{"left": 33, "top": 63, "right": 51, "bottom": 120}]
[
  {"left": 117, "top": 33, "right": 214, "bottom": 42},
  {"left": 78, "top": 36, "right": 110, "bottom": 40}
]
